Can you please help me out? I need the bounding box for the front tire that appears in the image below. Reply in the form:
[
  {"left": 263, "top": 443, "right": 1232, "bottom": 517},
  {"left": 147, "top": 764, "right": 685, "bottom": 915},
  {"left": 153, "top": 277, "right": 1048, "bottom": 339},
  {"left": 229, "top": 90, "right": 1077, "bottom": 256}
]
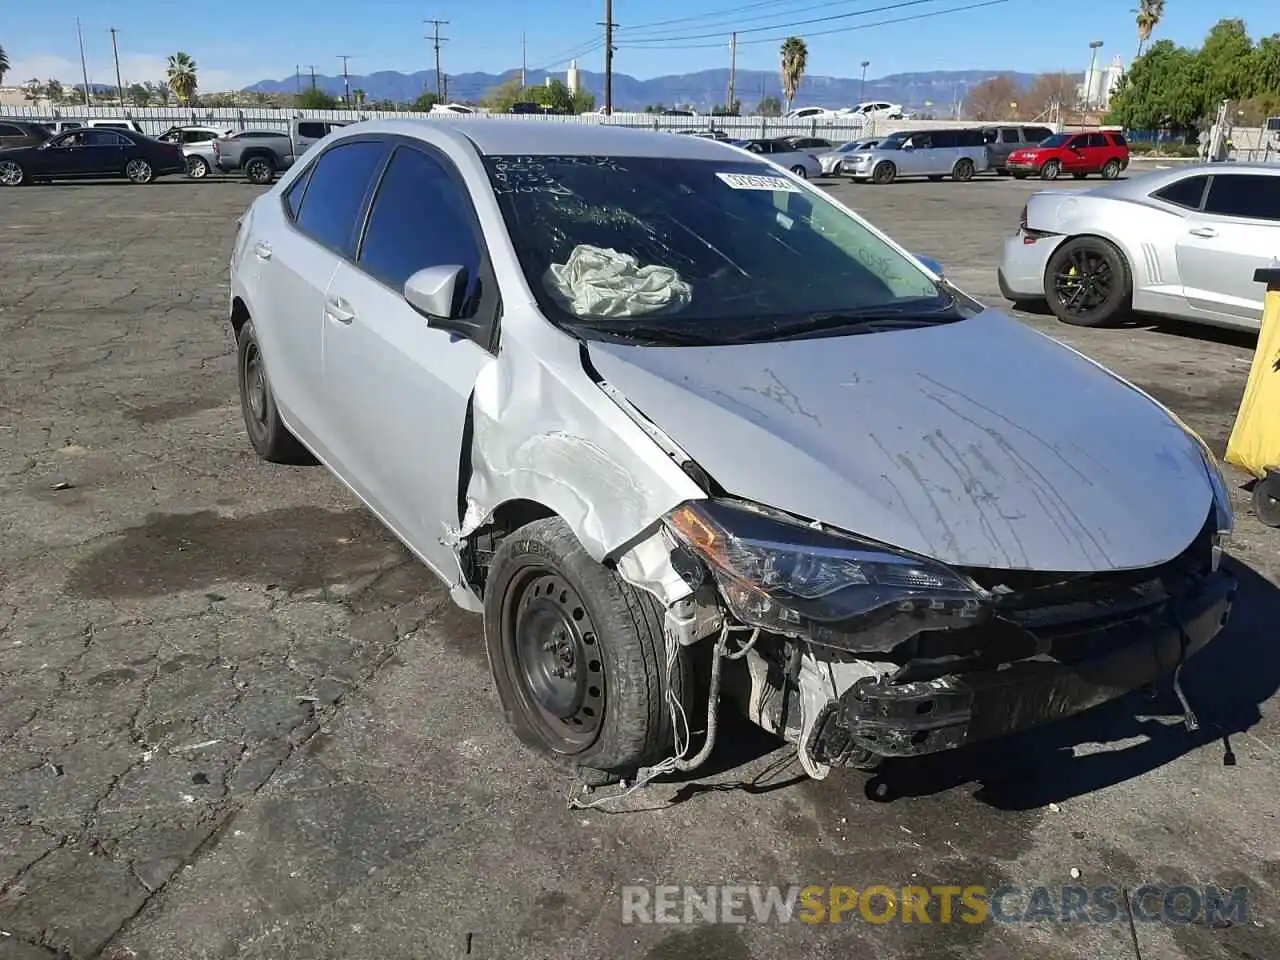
[
  {"left": 236, "top": 320, "right": 312, "bottom": 463},
  {"left": 872, "top": 161, "right": 896, "bottom": 185},
  {"left": 483, "top": 517, "right": 687, "bottom": 784},
  {"left": 1039, "top": 159, "right": 1062, "bottom": 180},
  {"left": 244, "top": 156, "right": 275, "bottom": 185},
  {"left": 125, "top": 159, "right": 154, "bottom": 184},
  {"left": 1044, "top": 236, "right": 1132, "bottom": 328},
  {"left": 951, "top": 157, "right": 975, "bottom": 181},
  {"left": 0, "top": 159, "right": 25, "bottom": 186},
  {"left": 791, "top": 164, "right": 808, "bottom": 178},
  {"left": 186, "top": 156, "right": 210, "bottom": 179}
]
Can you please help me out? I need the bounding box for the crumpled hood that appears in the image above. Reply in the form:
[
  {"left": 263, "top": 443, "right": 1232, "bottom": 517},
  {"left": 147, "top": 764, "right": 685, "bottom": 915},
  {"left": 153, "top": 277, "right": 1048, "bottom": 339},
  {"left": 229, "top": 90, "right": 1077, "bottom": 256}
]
[{"left": 588, "top": 309, "right": 1213, "bottom": 572}]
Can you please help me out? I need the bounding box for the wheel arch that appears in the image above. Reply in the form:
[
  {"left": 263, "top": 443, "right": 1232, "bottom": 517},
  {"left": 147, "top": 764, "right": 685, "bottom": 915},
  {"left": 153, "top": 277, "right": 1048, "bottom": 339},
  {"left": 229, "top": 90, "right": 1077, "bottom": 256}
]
[
  {"left": 230, "top": 296, "right": 251, "bottom": 340},
  {"left": 1040, "top": 229, "right": 1138, "bottom": 294}
]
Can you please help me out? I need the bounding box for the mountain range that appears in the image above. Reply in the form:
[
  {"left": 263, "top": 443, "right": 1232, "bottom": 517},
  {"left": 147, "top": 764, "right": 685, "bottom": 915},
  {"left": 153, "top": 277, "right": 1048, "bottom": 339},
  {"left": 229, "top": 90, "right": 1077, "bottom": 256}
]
[{"left": 246, "top": 67, "right": 1059, "bottom": 112}]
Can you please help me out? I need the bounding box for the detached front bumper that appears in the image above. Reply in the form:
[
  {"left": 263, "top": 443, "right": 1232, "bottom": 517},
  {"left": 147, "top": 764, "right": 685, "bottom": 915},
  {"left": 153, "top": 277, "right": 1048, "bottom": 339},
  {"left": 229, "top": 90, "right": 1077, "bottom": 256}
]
[{"left": 810, "top": 569, "right": 1236, "bottom": 762}]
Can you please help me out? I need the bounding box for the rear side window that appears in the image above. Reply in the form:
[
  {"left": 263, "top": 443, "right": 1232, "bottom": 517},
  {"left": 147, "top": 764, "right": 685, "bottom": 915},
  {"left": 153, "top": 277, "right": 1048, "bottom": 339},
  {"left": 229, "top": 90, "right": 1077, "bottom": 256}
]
[
  {"left": 999, "top": 128, "right": 1020, "bottom": 144},
  {"left": 296, "top": 122, "right": 327, "bottom": 139},
  {"left": 1109, "top": 132, "right": 1127, "bottom": 146},
  {"left": 357, "top": 146, "right": 483, "bottom": 308},
  {"left": 1203, "top": 175, "right": 1280, "bottom": 221},
  {"left": 1085, "top": 133, "right": 1109, "bottom": 148},
  {"left": 293, "top": 140, "right": 388, "bottom": 256},
  {"left": 1025, "top": 127, "right": 1053, "bottom": 142},
  {"left": 931, "top": 131, "right": 955, "bottom": 148},
  {"left": 1153, "top": 175, "right": 1209, "bottom": 210},
  {"left": 0, "top": 124, "right": 22, "bottom": 137}
]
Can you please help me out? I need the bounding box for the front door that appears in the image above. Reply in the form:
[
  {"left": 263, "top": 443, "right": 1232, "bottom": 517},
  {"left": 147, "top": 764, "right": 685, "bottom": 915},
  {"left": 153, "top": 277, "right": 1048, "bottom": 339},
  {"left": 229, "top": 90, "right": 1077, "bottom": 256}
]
[
  {"left": 1058, "top": 134, "right": 1091, "bottom": 173},
  {"left": 321, "top": 142, "right": 497, "bottom": 577},
  {"left": 1176, "top": 173, "right": 1280, "bottom": 323},
  {"left": 900, "top": 132, "right": 934, "bottom": 176}
]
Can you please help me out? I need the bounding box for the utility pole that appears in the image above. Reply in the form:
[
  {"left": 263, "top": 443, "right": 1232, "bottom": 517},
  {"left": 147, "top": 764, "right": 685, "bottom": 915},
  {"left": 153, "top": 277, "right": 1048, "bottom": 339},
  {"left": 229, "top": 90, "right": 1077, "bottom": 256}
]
[
  {"left": 295, "top": 65, "right": 301, "bottom": 95},
  {"left": 521, "top": 33, "right": 527, "bottom": 90},
  {"left": 109, "top": 28, "right": 125, "bottom": 106},
  {"left": 443, "top": 74, "right": 449, "bottom": 101},
  {"left": 727, "top": 32, "right": 737, "bottom": 114},
  {"left": 304, "top": 65, "right": 318, "bottom": 91},
  {"left": 425, "top": 19, "right": 449, "bottom": 100},
  {"left": 859, "top": 60, "right": 870, "bottom": 106},
  {"left": 598, "top": 0, "right": 615, "bottom": 114},
  {"left": 338, "top": 55, "right": 352, "bottom": 103},
  {"left": 76, "top": 18, "right": 92, "bottom": 107}
]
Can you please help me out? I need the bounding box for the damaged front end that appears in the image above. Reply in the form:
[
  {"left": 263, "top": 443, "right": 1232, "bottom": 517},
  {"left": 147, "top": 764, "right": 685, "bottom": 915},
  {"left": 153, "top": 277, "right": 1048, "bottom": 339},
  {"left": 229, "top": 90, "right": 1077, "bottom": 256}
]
[{"left": 661, "top": 497, "right": 1236, "bottom": 779}]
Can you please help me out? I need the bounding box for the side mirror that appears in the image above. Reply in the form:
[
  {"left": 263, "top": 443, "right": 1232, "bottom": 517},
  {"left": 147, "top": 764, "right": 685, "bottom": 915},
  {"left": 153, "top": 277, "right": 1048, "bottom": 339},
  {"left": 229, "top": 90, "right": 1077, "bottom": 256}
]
[
  {"left": 915, "top": 254, "right": 944, "bottom": 277},
  {"left": 404, "top": 264, "right": 467, "bottom": 325}
]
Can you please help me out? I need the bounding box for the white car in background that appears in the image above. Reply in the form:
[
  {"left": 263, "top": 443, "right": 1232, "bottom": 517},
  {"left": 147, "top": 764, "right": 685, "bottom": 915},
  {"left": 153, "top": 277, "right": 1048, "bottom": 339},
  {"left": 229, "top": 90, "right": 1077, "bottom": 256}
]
[{"left": 842, "top": 102, "right": 907, "bottom": 121}]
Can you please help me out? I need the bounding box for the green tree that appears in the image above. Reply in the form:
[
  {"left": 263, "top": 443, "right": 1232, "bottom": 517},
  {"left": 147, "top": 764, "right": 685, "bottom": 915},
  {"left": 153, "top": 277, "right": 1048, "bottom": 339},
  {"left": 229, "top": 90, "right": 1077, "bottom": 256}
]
[
  {"left": 1197, "top": 18, "right": 1257, "bottom": 109},
  {"left": 780, "top": 36, "right": 808, "bottom": 112},
  {"left": 756, "top": 96, "right": 782, "bottom": 117},
  {"left": 352, "top": 88, "right": 366, "bottom": 107},
  {"left": 166, "top": 52, "right": 198, "bottom": 104},
  {"left": 482, "top": 77, "right": 525, "bottom": 112},
  {"left": 1107, "top": 40, "right": 1205, "bottom": 129},
  {"left": 530, "top": 78, "right": 574, "bottom": 113},
  {"left": 411, "top": 92, "right": 441, "bottom": 111},
  {"left": 642, "top": 103, "right": 666, "bottom": 114},
  {"left": 45, "top": 78, "right": 64, "bottom": 103},
  {"left": 128, "top": 82, "right": 151, "bottom": 106},
  {"left": 571, "top": 88, "right": 595, "bottom": 113},
  {"left": 297, "top": 87, "right": 337, "bottom": 109},
  {"left": 1133, "top": 0, "right": 1166, "bottom": 58},
  {"left": 0, "top": 46, "right": 9, "bottom": 86}
]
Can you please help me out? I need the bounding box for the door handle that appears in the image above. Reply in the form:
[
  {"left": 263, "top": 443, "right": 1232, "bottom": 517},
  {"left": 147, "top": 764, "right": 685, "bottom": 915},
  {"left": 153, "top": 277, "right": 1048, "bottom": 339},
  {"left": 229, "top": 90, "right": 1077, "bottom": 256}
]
[
  {"left": 253, "top": 241, "right": 272, "bottom": 260},
  {"left": 1189, "top": 227, "right": 1218, "bottom": 238},
  {"left": 324, "top": 296, "right": 355, "bottom": 324}
]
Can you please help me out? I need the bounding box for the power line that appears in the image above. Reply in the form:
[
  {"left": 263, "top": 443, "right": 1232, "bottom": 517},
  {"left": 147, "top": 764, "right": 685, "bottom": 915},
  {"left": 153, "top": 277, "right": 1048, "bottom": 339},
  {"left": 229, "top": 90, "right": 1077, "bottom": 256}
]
[
  {"left": 618, "top": 0, "right": 1009, "bottom": 49},
  {"left": 622, "top": 0, "right": 819, "bottom": 32},
  {"left": 621, "top": 0, "right": 986, "bottom": 44},
  {"left": 621, "top": 0, "right": 899, "bottom": 39},
  {"left": 535, "top": 36, "right": 605, "bottom": 73}
]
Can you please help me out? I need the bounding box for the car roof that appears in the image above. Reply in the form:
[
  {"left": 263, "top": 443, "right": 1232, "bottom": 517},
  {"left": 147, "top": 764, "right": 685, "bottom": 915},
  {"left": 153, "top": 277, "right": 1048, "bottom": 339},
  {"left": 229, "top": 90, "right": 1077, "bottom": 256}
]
[
  {"left": 1085, "top": 161, "right": 1280, "bottom": 200},
  {"left": 333, "top": 117, "right": 745, "bottom": 161}
]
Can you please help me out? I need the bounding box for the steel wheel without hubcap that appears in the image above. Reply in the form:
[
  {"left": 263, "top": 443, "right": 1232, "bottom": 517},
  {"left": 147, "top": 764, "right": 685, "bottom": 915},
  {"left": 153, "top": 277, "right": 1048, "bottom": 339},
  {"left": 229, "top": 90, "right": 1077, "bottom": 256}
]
[
  {"left": 186, "top": 156, "right": 210, "bottom": 179},
  {"left": 241, "top": 339, "right": 270, "bottom": 445},
  {"left": 126, "top": 159, "right": 154, "bottom": 184},
  {"left": 0, "top": 160, "right": 24, "bottom": 186},
  {"left": 506, "top": 567, "right": 605, "bottom": 753},
  {"left": 1039, "top": 159, "right": 1061, "bottom": 180}
]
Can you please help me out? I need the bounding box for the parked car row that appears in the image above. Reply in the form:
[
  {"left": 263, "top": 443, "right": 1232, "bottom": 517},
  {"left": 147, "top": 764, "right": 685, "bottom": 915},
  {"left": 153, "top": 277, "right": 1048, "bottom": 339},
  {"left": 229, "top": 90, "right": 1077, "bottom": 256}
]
[{"left": 0, "top": 124, "right": 186, "bottom": 186}]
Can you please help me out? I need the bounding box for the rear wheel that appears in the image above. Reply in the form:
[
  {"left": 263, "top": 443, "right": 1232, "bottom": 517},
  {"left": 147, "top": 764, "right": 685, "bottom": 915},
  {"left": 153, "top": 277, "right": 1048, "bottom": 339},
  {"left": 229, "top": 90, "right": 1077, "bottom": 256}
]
[
  {"left": 790, "top": 164, "right": 808, "bottom": 178},
  {"left": 951, "top": 157, "right": 975, "bottom": 181},
  {"left": 1039, "top": 159, "right": 1061, "bottom": 180},
  {"left": 236, "top": 320, "right": 313, "bottom": 463},
  {"left": 125, "top": 159, "right": 154, "bottom": 184},
  {"left": 872, "top": 161, "right": 896, "bottom": 185},
  {"left": 186, "top": 155, "right": 210, "bottom": 179},
  {"left": 1044, "top": 236, "right": 1132, "bottom": 328},
  {"left": 484, "top": 516, "right": 688, "bottom": 784},
  {"left": 1254, "top": 471, "right": 1280, "bottom": 528},
  {"left": 1101, "top": 159, "right": 1123, "bottom": 180},
  {"left": 244, "top": 155, "right": 275, "bottom": 185},
  {"left": 0, "top": 159, "right": 25, "bottom": 186}
]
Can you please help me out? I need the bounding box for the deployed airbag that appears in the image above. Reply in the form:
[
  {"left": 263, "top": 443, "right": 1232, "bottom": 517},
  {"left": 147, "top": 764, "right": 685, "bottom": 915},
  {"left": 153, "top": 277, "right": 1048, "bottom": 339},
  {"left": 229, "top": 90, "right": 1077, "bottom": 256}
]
[{"left": 544, "top": 244, "right": 693, "bottom": 318}]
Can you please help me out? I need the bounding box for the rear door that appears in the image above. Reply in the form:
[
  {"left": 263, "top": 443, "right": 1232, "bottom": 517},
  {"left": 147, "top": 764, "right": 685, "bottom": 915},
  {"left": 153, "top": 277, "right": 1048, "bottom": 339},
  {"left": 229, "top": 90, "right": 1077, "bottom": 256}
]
[
  {"left": 254, "top": 138, "right": 390, "bottom": 457},
  {"left": 77, "top": 129, "right": 128, "bottom": 176},
  {"left": 0, "top": 123, "right": 26, "bottom": 148},
  {"left": 1176, "top": 173, "right": 1280, "bottom": 323},
  {"left": 322, "top": 141, "right": 498, "bottom": 575}
]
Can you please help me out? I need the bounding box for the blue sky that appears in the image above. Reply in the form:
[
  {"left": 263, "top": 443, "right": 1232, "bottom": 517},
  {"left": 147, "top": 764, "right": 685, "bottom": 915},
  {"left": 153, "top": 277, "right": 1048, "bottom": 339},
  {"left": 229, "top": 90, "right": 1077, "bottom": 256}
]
[{"left": 3, "top": 0, "right": 1274, "bottom": 91}]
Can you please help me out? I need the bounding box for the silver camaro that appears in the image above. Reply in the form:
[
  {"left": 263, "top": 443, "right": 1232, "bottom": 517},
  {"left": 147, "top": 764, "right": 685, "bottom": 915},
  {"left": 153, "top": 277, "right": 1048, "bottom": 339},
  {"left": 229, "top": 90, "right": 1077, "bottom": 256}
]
[
  {"left": 998, "top": 162, "right": 1280, "bottom": 330},
  {"left": 230, "top": 119, "right": 1235, "bottom": 787}
]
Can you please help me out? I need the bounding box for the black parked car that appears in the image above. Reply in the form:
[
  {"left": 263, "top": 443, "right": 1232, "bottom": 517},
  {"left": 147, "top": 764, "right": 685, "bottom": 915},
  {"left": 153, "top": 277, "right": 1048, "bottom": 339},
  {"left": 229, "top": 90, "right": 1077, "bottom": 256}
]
[
  {"left": 0, "top": 127, "right": 186, "bottom": 187},
  {"left": 0, "top": 120, "right": 52, "bottom": 150}
]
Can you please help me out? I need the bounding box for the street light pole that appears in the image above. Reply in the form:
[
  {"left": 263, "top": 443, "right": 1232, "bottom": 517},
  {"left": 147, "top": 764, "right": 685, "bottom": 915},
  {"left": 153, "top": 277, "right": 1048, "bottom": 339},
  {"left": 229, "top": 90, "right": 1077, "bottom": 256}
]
[
  {"left": 109, "top": 28, "right": 125, "bottom": 107},
  {"left": 859, "top": 60, "right": 870, "bottom": 105},
  {"left": 1086, "top": 40, "right": 1104, "bottom": 112},
  {"left": 76, "top": 18, "right": 92, "bottom": 107}
]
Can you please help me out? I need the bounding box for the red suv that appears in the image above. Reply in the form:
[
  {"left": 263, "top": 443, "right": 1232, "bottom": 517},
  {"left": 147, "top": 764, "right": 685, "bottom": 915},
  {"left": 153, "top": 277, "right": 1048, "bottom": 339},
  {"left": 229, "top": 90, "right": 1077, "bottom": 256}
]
[{"left": 1006, "top": 131, "right": 1129, "bottom": 181}]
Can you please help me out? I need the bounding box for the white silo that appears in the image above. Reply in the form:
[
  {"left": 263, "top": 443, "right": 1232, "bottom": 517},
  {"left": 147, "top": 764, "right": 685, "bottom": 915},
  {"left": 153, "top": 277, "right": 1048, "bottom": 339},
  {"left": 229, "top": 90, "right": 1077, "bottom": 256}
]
[{"left": 567, "top": 60, "right": 580, "bottom": 94}]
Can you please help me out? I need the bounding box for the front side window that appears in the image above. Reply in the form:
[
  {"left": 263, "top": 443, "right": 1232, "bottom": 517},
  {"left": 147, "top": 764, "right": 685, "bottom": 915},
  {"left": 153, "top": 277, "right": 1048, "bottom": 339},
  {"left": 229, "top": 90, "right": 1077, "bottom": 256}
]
[
  {"left": 293, "top": 140, "right": 388, "bottom": 256},
  {"left": 1038, "top": 133, "right": 1071, "bottom": 148},
  {"left": 1204, "top": 175, "right": 1280, "bottom": 221},
  {"left": 357, "top": 146, "right": 483, "bottom": 308},
  {"left": 1153, "top": 175, "right": 1208, "bottom": 210},
  {"left": 483, "top": 155, "right": 963, "bottom": 345},
  {"left": 297, "top": 122, "right": 327, "bottom": 139}
]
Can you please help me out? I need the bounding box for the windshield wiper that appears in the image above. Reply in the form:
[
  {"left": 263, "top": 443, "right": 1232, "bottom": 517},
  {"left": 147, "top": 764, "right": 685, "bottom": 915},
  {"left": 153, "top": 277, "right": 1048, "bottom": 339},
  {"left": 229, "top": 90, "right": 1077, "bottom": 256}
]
[
  {"left": 722, "top": 299, "right": 964, "bottom": 343},
  {"left": 568, "top": 319, "right": 723, "bottom": 346}
]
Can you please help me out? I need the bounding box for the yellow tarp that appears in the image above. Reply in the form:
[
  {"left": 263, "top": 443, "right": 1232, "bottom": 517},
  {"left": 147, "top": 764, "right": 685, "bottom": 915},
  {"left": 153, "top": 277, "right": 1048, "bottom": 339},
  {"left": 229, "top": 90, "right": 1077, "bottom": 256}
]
[{"left": 1225, "top": 276, "right": 1280, "bottom": 479}]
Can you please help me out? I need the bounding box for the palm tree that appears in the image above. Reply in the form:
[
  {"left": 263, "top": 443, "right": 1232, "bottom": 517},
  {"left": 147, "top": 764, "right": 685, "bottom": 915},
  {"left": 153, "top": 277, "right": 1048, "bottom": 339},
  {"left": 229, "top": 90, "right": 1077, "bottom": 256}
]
[
  {"left": 780, "top": 36, "right": 808, "bottom": 113},
  {"left": 0, "top": 45, "right": 10, "bottom": 87},
  {"left": 166, "top": 52, "right": 198, "bottom": 104},
  {"left": 1133, "top": 0, "right": 1165, "bottom": 58}
]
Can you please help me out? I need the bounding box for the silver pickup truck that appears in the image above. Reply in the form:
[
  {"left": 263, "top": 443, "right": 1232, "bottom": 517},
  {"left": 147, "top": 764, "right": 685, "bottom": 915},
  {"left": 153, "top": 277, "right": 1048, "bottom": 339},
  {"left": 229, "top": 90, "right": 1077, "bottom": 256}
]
[{"left": 212, "top": 119, "right": 349, "bottom": 184}]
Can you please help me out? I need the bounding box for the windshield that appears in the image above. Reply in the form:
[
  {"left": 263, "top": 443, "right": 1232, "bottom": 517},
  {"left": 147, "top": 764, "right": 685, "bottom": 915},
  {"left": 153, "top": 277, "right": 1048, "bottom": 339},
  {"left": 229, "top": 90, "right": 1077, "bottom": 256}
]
[
  {"left": 1038, "top": 133, "right": 1071, "bottom": 147},
  {"left": 484, "top": 155, "right": 966, "bottom": 345}
]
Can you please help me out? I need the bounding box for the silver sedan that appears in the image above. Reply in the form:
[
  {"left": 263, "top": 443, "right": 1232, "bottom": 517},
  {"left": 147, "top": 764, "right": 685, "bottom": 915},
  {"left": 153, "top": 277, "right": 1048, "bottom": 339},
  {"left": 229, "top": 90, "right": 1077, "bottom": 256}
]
[{"left": 998, "top": 162, "right": 1280, "bottom": 330}]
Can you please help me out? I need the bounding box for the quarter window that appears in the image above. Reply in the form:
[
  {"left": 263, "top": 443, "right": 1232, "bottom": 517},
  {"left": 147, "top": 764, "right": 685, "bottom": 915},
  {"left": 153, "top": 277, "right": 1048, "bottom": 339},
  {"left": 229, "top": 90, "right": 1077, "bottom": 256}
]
[
  {"left": 1203, "top": 175, "right": 1280, "bottom": 221},
  {"left": 293, "top": 140, "right": 388, "bottom": 256},
  {"left": 999, "top": 128, "right": 1020, "bottom": 143},
  {"left": 358, "top": 146, "right": 483, "bottom": 310},
  {"left": 296, "top": 122, "right": 328, "bottom": 139},
  {"left": 1153, "top": 175, "right": 1208, "bottom": 210}
]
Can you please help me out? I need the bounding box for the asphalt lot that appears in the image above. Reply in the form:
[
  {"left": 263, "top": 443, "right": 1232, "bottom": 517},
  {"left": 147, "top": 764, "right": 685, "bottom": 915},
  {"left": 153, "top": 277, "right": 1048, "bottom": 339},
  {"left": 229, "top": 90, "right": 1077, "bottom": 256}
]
[{"left": 1, "top": 169, "right": 1277, "bottom": 960}]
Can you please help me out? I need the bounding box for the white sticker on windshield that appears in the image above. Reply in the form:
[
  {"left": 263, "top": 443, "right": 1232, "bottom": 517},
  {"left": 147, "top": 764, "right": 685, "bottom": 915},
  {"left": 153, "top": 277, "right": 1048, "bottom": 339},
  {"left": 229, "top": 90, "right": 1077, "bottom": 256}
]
[{"left": 716, "top": 172, "right": 800, "bottom": 192}]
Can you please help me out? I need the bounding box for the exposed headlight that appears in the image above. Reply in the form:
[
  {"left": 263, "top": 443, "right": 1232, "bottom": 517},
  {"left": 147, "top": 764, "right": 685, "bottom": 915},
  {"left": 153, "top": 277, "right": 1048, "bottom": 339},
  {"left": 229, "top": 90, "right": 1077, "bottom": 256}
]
[{"left": 664, "top": 499, "right": 989, "bottom": 651}]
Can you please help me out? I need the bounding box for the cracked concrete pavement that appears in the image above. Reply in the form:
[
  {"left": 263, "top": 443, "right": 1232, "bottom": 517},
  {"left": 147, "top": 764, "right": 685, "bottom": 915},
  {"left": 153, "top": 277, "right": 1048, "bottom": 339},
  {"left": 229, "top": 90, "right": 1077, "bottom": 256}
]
[{"left": 0, "top": 173, "right": 1277, "bottom": 960}]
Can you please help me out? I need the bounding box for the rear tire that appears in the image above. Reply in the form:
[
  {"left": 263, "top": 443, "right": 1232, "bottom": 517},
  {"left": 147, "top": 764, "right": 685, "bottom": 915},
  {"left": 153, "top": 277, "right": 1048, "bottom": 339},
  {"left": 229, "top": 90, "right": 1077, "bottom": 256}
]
[
  {"left": 872, "top": 161, "right": 896, "bottom": 185},
  {"left": 186, "top": 156, "right": 211, "bottom": 179},
  {"left": 483, "top": 517, "right": 690, "bottom": 785},
  {"left": 125, "top": 159, "right": 154, "bottom": 184},
  {"left": 1101, "top": 159, "right": 1123, "bottom": 180},
  {"left": 951, "top": 157, "right": 975, "bottom": 181},
  {"left": 1039, "top": 159, "right": 1062, "bottom": 180},
  {"left": 1044, "top": 236, "right": 1132, "bottom": 328},
  {"left": 236, "top": 320, "right": 313, "bottom": 464},
  {"left": 244, "top": 155, "right": 275, "bottom": 185},
  {"left": 790, "top": 164, "right": 808, "bottom": 178},
  {"left": 1254, "top": 471, "right": 1280, "bottom": 528},
  {"left": 0, "top": 159, "right": 25, "bottom": 187}
]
